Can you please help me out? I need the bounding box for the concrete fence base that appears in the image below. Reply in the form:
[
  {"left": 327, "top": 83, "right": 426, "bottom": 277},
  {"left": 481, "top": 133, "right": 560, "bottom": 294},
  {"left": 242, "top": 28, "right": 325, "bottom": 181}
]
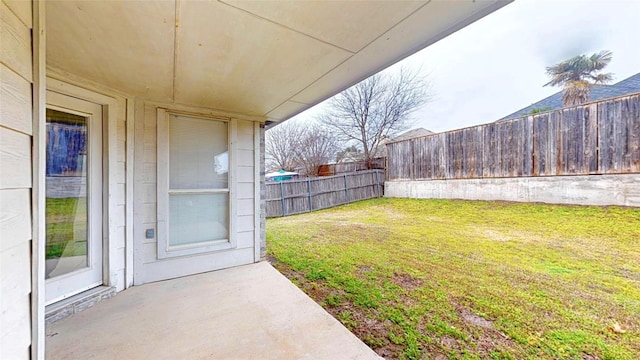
[{"left": 385, "top": 174, "right": 640, "bottom": 207}]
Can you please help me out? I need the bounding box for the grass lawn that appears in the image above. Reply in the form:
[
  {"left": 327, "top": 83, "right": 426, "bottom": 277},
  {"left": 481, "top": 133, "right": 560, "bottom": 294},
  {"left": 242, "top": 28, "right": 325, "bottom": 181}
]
[
  {"left": 267, "top": 198, "right": 640, "bottom": 360},
  {"left": 46, "top": 197, "right": 87, "bottom": 259}
]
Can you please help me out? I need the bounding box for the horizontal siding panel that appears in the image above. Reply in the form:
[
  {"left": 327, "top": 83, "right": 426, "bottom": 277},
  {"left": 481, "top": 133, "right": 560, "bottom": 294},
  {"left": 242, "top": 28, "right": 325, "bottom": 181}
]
[
  {"left": 236, "top": 231, "right": 254, "bottom": 249},
  {"left": 0, "top": 1, "right": 31, "bottom": 81},
  {"left": 115, "top": 183, "right": 126, "bottom": 204},
  {"left": 113, "top": 225, "right": 126, "bottom": 250},
  {"left": 114, "top": 204, "right": 125, "bottom": 227},
  {"left": 143, "top": 183, "right": 155, "bottom": 203},
  {"left": 0, "top": 293, "right": 30, "bottom": 360},
  {"left": 0, "top": 240, "right": 31, "bottom": 357},
  {"left": 116, "top": 162, "right": 126, "bottom": 183},
  {"left": 0, "top": 127, "right": 30, "bottom": 189},
  {"left": 0, "top": 189, "right": 31, "bottom": 252},
  {"left": 237, "top": 132, "right": 254, "bottom": 149},
  {"left": 117, "top": 118, "right": 126, "bottom": 138},
  {"left": 0, "top": 10, "right": 31, "bottom": 350},
  {"left": 236, "top": 182, "right": 254, "bottom": 198},
  {"left": 236, "top": 149, "right": 253, "bottom": 167},
  {"left": 237, "top": 165, "right": 253, "bottom": 182},
  {"left": 117, "top": 140, "right": 126, "bottom": 161},
  {"left": 114, "top": 247, "right": 126, "bottom": 274},
  {"left": 236, "top": 120, "right": 254, "bottom": 135},
  {"left": 0, "top": 64, "right": 32, "bottom": 134},
  {"left": 143, "top": 127, "right": 155, "bottom": 145},
  {"left": 141, "top": 247, "right": 254, "bottom": 283},
  {"left": 144, "top": 105, "right": 156, "bottom": 125},
  {"left": 143, "top": 143, "right": 156, "bottom": 163},
  {"left": 141, "top": 231, "right": 157, "bottom": 245},
  {"left": 142, "top": 242, "right": 157, "bottom": 264},
  {"left": 0, "top": 241, "right": 31, "bottom": 310},
  {"left": 237, "top": 215, "right": 254, "bottom": 232},
  {"left": 237, "top": 198, "right": 253, "bottom": 216},
  {"left": 143, "top": 163, "right": 156, "bottom": 182},
  {"left": 142, "top": 203, "right": 156, "bottom": 223},
  {"left": 236, "top": 183, "right": 254, "bottom": 199}
]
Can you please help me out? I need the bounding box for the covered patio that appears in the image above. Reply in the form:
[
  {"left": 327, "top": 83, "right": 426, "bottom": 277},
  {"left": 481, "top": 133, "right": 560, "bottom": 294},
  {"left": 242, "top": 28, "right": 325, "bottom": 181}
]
[
  {"left": 1, "top": 1, "right": 511, "bottom": 358},
  {"left": 46, "top": 262, "right": 379, "bottom": 359}
]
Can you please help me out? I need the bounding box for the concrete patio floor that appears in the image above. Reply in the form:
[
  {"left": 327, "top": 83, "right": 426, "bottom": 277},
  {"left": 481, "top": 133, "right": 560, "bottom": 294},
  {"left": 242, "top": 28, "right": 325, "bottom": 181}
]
[{"left": 46, "top": 261, "right": 380, "bottom": 359}]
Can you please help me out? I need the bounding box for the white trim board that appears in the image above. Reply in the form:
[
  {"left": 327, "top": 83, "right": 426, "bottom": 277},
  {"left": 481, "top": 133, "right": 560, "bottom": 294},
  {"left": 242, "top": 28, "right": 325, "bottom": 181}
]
[
  {"left": 31, "top": 1, "right": 46, "bottom": 358},
  {"left": 46, "top": 77, "right": 126, "bottom": 294}
]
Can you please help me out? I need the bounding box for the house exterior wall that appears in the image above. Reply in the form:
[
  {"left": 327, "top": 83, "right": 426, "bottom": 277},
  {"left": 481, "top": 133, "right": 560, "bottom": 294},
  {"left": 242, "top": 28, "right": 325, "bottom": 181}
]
[
  {"left": 112, "top": 97, "right": 128, "bottom": 291},
  {"left": 45, "top": 76, "right": 130, "bottom": 294},
  {"left": 385, "top": 174, "right": 640, "bottom": 207},
  {"left": 0, "top": 0, "right": 34, "bottom": 358},
  {"left": 134, "top": 103, "right": 261, "bottom": 285}
]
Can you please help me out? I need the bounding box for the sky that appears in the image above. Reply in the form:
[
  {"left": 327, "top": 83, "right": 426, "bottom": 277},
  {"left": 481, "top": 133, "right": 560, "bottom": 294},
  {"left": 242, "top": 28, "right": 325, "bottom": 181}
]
[{"left": 286, "top": 0, "right": 640, "bottom": 133}]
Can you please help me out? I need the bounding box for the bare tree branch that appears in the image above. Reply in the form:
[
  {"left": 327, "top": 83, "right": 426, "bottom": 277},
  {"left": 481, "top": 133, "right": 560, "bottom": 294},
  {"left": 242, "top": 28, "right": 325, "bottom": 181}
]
[
  {"left": 294, "top": 125, "right": 338, "bottom": 177},
  {"left": 266, "top": 122, "right": 338, "bottom": 176},
  {"left": 319, "top": 67, "right": 433, "bottom": 168},
  {"left": 265, "top": 122, "right": 303, "bottom": 172}
]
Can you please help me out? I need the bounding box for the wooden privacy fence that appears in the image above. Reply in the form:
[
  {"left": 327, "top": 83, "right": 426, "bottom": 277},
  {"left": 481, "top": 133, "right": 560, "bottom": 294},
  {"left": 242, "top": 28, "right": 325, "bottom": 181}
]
[
  {"left": 317, "top": 158, "right": 386, "bottom": 176},
  {"left": 266, "top": 170, "right": 385, "bottom": 217},
  {"left": 387, "top": 93, "right": 640, "bottom": 180}
]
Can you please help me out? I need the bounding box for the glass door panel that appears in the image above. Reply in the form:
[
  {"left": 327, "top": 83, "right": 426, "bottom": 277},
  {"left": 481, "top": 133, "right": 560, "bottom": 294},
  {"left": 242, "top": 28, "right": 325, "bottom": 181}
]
[
  {"left": 45, "top": 109, "right": 89, "bottom": 278},
  {"left": 45, "top": 91, "right": 103, "bottom": 304}
]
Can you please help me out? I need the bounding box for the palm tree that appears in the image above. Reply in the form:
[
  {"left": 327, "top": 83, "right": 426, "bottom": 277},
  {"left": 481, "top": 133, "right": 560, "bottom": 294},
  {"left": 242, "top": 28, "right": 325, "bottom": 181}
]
[{"left": 544, "top": 51, "right": 614, "bottom": 107}]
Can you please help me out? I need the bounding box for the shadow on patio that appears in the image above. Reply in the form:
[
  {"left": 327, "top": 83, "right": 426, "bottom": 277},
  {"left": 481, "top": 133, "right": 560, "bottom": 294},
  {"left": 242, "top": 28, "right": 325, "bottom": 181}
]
[{"left": 46, "top": 262, "right": 380, "bottom": 359}]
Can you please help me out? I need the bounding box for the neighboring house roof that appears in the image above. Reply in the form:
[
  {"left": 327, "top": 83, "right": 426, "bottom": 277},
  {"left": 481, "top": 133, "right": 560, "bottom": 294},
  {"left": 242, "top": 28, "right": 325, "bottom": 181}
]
[
  {"left": 336, "top": 152, "right": 364, "bottom": 164},
  {"left": 498, "top": 72, "right": 640, "bottom": 121},
  {"left": 375, "top": 128, "right": 435, "bottom": 157},
  {"left": 392, "top": 128, "right": 435, "bottom": 141}
]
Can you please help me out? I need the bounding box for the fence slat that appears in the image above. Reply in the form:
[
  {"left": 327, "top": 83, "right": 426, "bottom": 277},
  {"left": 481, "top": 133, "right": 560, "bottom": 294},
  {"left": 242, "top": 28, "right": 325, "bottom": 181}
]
[
  {"left": 386, "top": 93, "right": 640, "bottom": 181},
  {"left": 265, "top": 170, "right": 385, "bottom": 218}
]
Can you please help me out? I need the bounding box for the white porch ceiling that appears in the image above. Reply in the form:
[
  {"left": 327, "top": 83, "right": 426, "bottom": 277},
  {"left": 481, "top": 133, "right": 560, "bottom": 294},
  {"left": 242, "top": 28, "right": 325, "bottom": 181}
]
[{"left": 46, "top": 0, "right": 511, "bottom": 122}]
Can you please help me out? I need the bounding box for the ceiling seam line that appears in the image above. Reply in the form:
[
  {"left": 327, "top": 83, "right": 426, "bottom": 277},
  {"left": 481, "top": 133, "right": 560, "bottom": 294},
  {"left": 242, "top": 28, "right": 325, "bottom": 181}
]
[
  {"left": 263, "top": 100, "right": 309, "bottom": 119},
  {"left": 217, "top": 1, "right": 356, "bottom": 54},
  {"left": 226, "top": 0, "right": 433, "bottom": 118},
  {"left": 345, "top": 0, "right": 432, "bottom": 53},
  {"left": 266, "top": 0, "right": 433, "bottom": 117}
]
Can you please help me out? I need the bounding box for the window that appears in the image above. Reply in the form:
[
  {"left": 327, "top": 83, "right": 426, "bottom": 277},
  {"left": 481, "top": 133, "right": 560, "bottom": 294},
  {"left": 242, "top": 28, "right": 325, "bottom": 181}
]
[{"left": 157, "top": 111, "right": 236, "bottom": 258}]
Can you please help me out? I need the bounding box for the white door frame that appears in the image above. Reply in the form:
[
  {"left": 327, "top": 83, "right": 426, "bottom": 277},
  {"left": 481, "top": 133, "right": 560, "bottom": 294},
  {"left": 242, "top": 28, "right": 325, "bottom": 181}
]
[
  {"left": 43, "top": 78, "right": 125, "bottom": 293},
  {"left": 44, "top": 91, "right": 104, "bottom": 304}
]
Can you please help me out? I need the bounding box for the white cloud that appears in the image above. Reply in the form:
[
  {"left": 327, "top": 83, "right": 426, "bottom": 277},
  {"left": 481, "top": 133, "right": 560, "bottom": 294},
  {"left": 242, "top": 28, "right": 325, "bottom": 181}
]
[{"left": 287, "top": 0, "right": 640, "bottom": 133}]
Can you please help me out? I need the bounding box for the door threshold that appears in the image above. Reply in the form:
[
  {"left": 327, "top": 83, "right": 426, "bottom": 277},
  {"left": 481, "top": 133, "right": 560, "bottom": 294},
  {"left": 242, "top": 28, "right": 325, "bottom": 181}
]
[{"left": 45, "top": 286, "right": 116, "bottom": 324}]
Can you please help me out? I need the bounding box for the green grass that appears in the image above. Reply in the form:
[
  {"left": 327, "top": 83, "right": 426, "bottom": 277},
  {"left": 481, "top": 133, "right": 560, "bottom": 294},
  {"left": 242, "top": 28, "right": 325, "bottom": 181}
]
[
  {"left": 267, "top": 198, "right": 640, "bottom": 360},
  {"left": 46, "top": 197, "right": 87, "bottom": 259}
]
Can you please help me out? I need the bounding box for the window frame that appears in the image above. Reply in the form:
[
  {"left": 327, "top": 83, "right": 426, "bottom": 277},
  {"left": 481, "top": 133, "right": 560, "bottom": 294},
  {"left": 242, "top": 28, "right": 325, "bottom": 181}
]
[{"left": 156, "top": 108, "right": 237, "bottom": 259}]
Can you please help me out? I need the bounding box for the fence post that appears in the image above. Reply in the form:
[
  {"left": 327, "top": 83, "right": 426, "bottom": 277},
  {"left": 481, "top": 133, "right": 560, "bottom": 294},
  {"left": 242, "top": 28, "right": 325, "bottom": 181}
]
[
  {"left": 344, "top": 174, "right": 350, "bottom": 203},
  {"left": 307, "top": 178, "right": 313, "bottom": 212},
  {"left": 280, "top": 181, "right": 286, "bottom": 216},
  {"left": 375, "top": 170, "right": 380, "bottom": 197}
]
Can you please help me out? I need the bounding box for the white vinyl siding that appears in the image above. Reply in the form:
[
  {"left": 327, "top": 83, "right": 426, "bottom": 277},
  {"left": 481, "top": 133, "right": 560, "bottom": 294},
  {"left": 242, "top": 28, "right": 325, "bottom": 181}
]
[
  {"left": 135, "top": 104, "right": 258, "bottom": 285},
  {"left": 0, "top": 1, "right": 33, "bottom": 358},
  {"left": 113, "top": 98, "right": 127, "bottom": 291}
]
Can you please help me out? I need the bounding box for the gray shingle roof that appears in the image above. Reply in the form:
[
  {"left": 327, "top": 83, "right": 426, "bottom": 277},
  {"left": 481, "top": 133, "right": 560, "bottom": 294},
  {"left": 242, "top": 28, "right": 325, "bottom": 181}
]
[
  {"left": 498, "top": 72, "right": 640, "bottom": 121},
  {"left": 392, "top": 128, "right": 434, "bottom": 141}
]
